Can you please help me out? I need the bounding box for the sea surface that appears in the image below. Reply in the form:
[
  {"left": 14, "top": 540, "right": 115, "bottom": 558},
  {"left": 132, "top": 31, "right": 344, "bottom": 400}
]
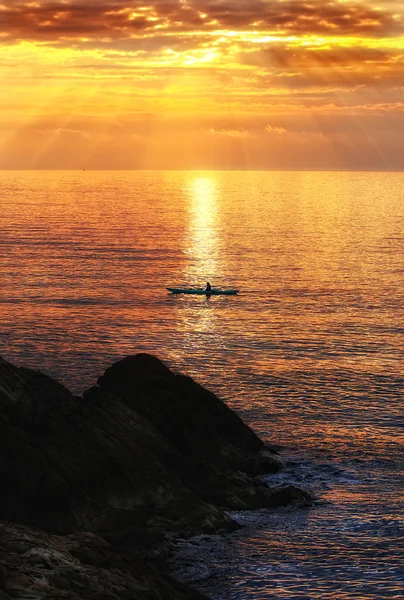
[{"left": 1, "top": 170, "right": 403, "bottom": 599}]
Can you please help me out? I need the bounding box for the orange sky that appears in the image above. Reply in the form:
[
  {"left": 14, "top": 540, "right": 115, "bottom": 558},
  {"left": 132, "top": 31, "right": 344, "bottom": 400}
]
[{"left": 1, "top": 0, "right": 404, "bottom": 169}]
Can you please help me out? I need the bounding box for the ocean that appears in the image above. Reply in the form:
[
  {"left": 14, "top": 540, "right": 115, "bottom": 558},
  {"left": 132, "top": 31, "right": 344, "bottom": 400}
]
[{"left": 1, "top": 170, "right": 403, "bottom": 599}]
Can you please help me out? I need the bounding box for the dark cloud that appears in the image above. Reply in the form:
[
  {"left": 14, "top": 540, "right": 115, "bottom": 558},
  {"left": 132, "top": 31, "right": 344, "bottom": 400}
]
[
  {"left": 238, "top": 45, "right": 404, "bottom": 90},
  {"left": 0, "top": 0, "right": 402, "bottom": 46},
  {"left": 242, "top": 45, "right": 402, "bottom": 68}
]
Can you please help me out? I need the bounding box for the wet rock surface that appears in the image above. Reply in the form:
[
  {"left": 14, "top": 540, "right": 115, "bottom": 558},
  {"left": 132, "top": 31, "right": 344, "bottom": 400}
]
[
  {"left": 0, "top": 353, "right": 313, "bottom": 599},
  {"left": 0, "top": 522, "right": 208, "bottom": 600}
]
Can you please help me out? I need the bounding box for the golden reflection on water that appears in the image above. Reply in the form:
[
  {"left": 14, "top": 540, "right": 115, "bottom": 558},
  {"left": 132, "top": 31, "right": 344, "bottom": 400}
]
[
  {"left": 172, "top": 173, "right": 230, "bottom": 345},
  {"left": 183, "top": 174, "right": 221, "bottom": 284}
]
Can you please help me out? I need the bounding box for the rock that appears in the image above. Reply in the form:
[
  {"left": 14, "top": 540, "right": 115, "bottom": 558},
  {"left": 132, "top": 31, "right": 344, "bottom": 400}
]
[
  {"left": 0, "top": 353, "right": 309, "bottom": 538},
  {"left": 97, "top": 354, "right": 287, "bottom": 510},
  {"left": 262, "top": 484, "right": 313, "bottom": 507},
  {"left": 0, "top": 522, "right": 208, "bottom": 600},
  {"left": 0, "top": 360, "right": 235, "bottom": 537},
  {"left": 0, "top": 352, "right": 314, "bottom": 600}
]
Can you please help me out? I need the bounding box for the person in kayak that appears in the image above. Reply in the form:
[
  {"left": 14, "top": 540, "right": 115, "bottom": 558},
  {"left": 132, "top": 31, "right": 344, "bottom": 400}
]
[{"left": 205, "top": 282, "right": 212, "bottom": 292}]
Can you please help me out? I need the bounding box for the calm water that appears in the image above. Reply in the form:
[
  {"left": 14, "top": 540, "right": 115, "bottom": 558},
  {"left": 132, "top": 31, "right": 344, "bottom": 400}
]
[{"left": 1, "top": 170, "right": 403, "bottom": 599}]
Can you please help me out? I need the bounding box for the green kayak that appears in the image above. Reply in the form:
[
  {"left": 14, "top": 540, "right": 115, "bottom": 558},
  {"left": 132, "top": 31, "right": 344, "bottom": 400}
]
[{"left": 167, "top": 288, "right": 239, "bottom": 295}]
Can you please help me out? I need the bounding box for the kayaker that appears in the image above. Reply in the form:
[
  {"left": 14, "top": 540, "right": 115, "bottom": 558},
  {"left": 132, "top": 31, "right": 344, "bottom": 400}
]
[{"left": 205, "top": 282, "right": 212, "bottom": 292}]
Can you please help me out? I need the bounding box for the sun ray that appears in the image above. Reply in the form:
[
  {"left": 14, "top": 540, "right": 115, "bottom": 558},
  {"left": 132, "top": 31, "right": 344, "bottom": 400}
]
[{"left": 1, "top": 1, "right": 403, "bottom": 169}]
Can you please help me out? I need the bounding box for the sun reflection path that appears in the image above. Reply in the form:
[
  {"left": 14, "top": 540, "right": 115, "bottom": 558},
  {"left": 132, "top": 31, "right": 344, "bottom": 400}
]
[{"left": 183, "top": 174, "right": 222, "bottom": 286}]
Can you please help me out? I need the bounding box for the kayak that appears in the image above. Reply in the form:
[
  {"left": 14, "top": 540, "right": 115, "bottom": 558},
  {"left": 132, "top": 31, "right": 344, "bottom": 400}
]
[{"left": 167, "top": 288, "right": 239, "bottom": 295}]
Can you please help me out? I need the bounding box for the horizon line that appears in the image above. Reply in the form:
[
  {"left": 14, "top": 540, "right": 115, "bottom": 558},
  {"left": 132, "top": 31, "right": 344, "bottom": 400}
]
[{"left": 1, "top": 168, "right": 404, "bottom": 173}]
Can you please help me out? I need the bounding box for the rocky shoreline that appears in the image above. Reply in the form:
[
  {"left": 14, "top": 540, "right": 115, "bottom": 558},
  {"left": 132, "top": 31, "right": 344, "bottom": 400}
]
[{"left": 0, "top": 353, "right": 313, "bottom": 600}]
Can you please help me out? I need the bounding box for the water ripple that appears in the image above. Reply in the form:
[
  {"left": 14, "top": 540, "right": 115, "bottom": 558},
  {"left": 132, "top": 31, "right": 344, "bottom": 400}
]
[{"left": 1, "top": 170, "right": 403, "bottom": 600}]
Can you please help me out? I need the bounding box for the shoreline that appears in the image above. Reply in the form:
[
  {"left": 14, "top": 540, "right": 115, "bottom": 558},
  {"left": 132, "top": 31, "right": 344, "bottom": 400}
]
[{"left": 0, "top": 352, "right": 313, "bottom": 600}]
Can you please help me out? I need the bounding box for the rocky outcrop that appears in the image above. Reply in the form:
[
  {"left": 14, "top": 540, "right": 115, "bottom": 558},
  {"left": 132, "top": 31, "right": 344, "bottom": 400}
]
[
  {"left": 0, "top": 353, "right": 313, "bottom": 599},
  {"left": 0, "top": 522, "right": 208, "bottom": 600}
]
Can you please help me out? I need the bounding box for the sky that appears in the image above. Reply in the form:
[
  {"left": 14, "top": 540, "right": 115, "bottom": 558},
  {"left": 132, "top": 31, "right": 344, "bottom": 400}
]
[{"left": 1, "top": 0, "right": 404, "bottom": 170}]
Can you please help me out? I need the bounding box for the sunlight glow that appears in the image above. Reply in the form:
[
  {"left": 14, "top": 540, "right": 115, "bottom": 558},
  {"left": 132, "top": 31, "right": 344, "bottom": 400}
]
[
  {"left": 1, "top": 0, "right": 404, "bottom": 169},
  {"left": 184, "top": 176, "right": 221, "bottom": 282}
]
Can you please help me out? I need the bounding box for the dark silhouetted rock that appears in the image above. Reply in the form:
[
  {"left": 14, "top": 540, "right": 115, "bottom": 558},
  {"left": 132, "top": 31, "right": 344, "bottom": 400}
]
[
  {"left": 0, "top": 522, "right": 208, "bottom": 600},
  {"left": 97, "top": 354, "right": 293, "bottom": 509},
  {"left": 0, "top": 353, "right": 313, "bottom": 600}
]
